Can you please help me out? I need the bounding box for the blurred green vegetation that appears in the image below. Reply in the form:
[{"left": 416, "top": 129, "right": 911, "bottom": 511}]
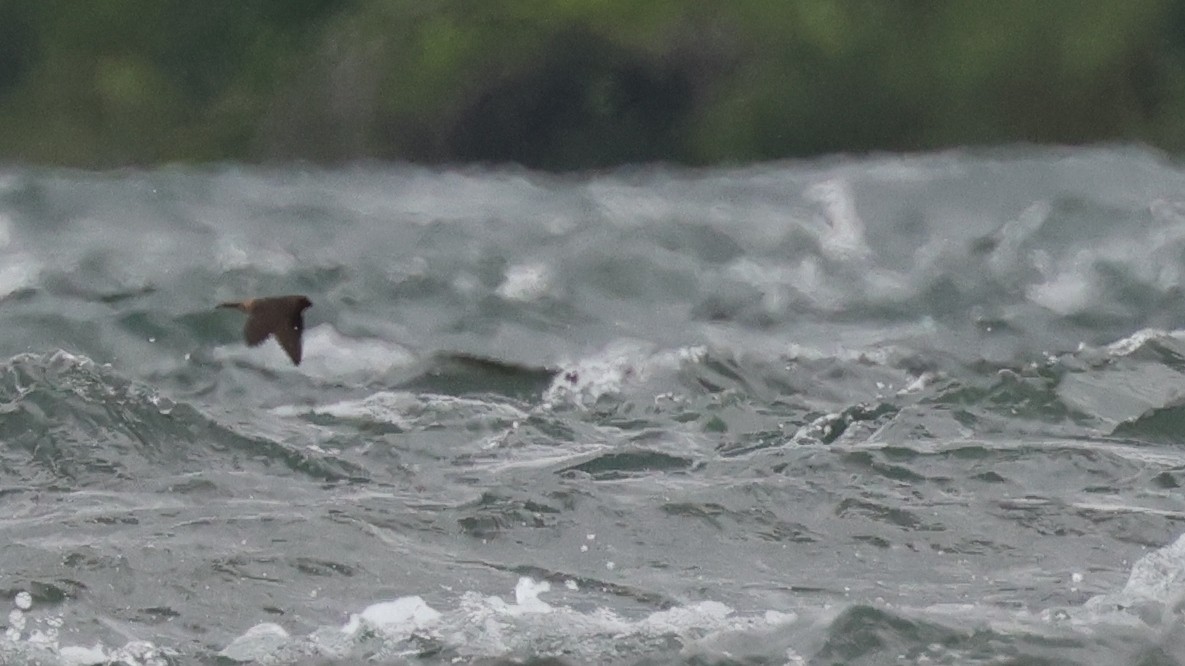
[{"left": 2, "top": 0, "right": 1185, "bottom": 169}]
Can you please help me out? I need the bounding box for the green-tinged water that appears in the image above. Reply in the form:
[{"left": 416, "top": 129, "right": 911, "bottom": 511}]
[{"left": 4, "top": 147, "right": 1185, "bottom": 664}]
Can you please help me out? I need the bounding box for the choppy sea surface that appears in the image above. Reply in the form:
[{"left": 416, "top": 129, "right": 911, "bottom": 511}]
[{"left": 5, "top": 146, "right": 1185, "bottom": 664}]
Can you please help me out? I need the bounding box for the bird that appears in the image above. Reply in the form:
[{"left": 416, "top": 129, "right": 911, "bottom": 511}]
[{"left": 217, "top": 295, "right": 313, "bottom": 365}]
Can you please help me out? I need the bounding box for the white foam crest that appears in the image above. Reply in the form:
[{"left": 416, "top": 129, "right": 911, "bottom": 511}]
[
  {"left": 272, "top": 390, "right": 416, "bottom": 425},
  {"left": 1102, "top": 327, "right": 1182, "bottom": 357},
  {"left": 852, "top": 530, "right": 1185, "bottom": 660},
  {"left": 790, "top": 411, "right": 844, "bottom": 445},
  {"left": 725, "top": 256, "right": 841, "bottom": 313},
  {"left": 215, "top": 236, "right": 297, "bottom": 273},
  {"left": 58, "top": 646, "right": 110, "bottom": 666},
  {"left": 454, "top": 578, "right": 796, "bottom": 660},
  {"left": 197, "top": 576, "right": 792, "bottom": 662},
  {"left": 864, "top": 155, "right": 965, "bottom": 182},
  {"left": 496, "top": 261, "right": 553, "bottom": 302},
  {"left": 805, "top": 178, "right": 871, "bottom": 262},
  {"left": 276, "top": 390, "right": 527, "bottom": 429},
  {"left": 585, "top": 177, "right": 791, "bottom": 248},
  {"left": 0, "top": 255, "right": 38, "bottom": 298},
  {"left": 1083, "top": 530, "right": 1185, "bottom": 627},
  {"left": 341, "top": 596, "right": 442, "bottom": 640},
  {"left": 1, "top": 350, "right": 103, "bottom": 383},
  {"left": 390, "top": 170, "right": 551, "bottom": 223},
  {"left": 217, "top": 623, "right": 291, "bottom": 662},
  {"left": 1092, "top": 203, "right": 1185, "bottom": 293},
  {"left": 1025, "top": 249, "right": 1096, "bottom": 315},
  {"left": 1, "top": 589, "right": 178, "bottom": 666},
  {"left": 704, "top": 199, "right": 817, "bottom": 249},
  {"left": 1149, "top": 197, "right": 1185, "bottom": 224},
  {"left": 297, "top": 326, "right": 415, "bottom": 379},
  {"left": 14, "top": 577, "right": 790, "bottom": 663},
  {"left": 987, "top": 201, "right": 1050, "bottom": 282},
  {"left": 543, "top": 342, "right": 706, "bottom": 407},
  {"left": 1016, "top": 198, "right": 1185, "bottom": 315},
  {"left": 586, "top": 181, "right": 675, "bottom": 228}
]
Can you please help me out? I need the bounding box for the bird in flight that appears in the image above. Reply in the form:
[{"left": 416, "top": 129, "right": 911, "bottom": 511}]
[{"left": 218, "top": 295, "right": 312, "bottom": 365}]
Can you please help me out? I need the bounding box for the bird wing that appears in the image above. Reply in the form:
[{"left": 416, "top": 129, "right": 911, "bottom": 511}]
[
  {"left": 274, "top": 310, "right": 305, "bottom": 365},
  {"left": 243, "top": 310, "right": 277, "bottom": 347}
]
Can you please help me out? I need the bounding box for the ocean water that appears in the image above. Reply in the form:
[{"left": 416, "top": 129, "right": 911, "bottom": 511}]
[{"left": 3, "top": 147, "right": 1185, "bottom": 664}]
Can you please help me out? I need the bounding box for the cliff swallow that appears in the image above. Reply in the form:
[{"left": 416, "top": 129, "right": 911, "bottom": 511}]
[{"left": 218, "top": 295, "right": 312, "bottom": 365}]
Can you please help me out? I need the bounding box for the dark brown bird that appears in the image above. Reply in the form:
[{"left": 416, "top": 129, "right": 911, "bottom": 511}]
[{"left": 217, "top": 295, "right": 313, "bottom": 365}]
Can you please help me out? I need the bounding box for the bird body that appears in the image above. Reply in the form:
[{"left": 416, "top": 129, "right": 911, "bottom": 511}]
[{"left": 218, "top": 295, "right": 312, "bottom": 365}]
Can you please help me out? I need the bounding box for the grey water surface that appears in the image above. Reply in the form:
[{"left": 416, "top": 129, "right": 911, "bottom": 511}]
[{"left": 4, "top": 147, "right": 1185, "bottom": 664}]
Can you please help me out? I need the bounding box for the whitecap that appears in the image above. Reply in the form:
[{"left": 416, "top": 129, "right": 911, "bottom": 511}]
[
  {"left": 342, "top": 596, "right": 442, "bottom": 639},
  {"left": 0, "top": 255, "right": 39, "bottom": 298},
  {"left": 543, "top": 341, "right": 702, "bottom": 406},
  {"left": 218, "top": 622, "right": 291, "bottom": 662},
  {"left": 214, "top": 236, "right": 297, "bottom": 273},
  {"left": 805, "top": 177, "right": 871, "bottom": 262},
  {"left": 210, "top": 576, "right": 799, "bottom": 662},
  {"left": 497, "top": 262, "right": 553, "bottom": 302}
]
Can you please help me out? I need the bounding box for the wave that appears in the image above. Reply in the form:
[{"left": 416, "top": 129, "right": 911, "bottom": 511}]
[
  {"left": 12, "top": 528, "right": 1185, "bottom": 666},
  {"left": 0, "top": 351, "right": 365, "bottom": 487}
]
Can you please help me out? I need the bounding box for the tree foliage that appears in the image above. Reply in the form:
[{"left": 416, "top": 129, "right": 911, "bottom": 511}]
[{"left": 2, "top": 1, "right": 1184, "bottom": 168}]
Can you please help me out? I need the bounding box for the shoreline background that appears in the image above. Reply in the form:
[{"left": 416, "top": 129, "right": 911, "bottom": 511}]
[{"left": 3, "top": 2, "right": 1185, "bottom": 170}]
